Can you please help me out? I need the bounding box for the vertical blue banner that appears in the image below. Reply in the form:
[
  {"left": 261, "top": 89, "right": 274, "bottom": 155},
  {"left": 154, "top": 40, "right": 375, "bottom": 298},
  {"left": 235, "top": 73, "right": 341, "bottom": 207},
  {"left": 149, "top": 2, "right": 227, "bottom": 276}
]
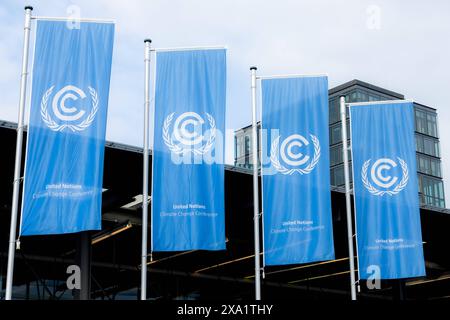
[
  {"left": 152, "top": 49, "right": 226, "bottom": 251},
  {"left": 350, "top": 101, "right": 425, "bottom": 279},
  {"left": 262, "top": 76, "right": 335, "bottom": 265},
  {"left": 20, "top": 20, "right": 114, "bottom": 235}
]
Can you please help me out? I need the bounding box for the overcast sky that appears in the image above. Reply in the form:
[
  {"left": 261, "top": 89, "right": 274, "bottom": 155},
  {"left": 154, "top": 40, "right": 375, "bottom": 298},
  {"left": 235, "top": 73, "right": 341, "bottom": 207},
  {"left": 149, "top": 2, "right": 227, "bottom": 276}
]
[{"left": 1, "top": 0, "right": 449, "bottom": 206}]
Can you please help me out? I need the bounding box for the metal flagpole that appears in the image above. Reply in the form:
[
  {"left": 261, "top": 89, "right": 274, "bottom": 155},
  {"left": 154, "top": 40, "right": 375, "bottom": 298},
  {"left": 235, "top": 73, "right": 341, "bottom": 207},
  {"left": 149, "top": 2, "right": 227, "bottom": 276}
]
[
  {"left": 340, "top": 96, "right": 357, "bottom": 300},
  {"left": 141, "top": 38, "right": 152, "bottom": 300},
  {"left": 250, "top": 66, "right": 261, "bottom": 300},
  {"left": 5, "top": 6, "right": 33, "bottom": 301}
]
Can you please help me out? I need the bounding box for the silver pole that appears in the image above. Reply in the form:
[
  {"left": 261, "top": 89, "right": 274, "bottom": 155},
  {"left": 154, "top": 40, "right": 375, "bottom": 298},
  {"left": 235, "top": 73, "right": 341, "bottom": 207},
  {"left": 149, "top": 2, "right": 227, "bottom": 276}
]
[
  {"left": 340, "top": 96, "right": 357, "bottom": 300},
  {"left": 5, "top": 6, "right": 33, "bottom": 301},
  {"left": 141, "top": 38, "right": 152, "bottom": 300},
  {"left": 250, "top": 66, "right": 261, "bottom": 300}
]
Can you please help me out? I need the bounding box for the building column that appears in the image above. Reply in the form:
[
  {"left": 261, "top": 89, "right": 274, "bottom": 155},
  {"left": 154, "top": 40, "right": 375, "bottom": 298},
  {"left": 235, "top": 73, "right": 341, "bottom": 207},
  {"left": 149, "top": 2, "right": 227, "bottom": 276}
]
[{"left": 74, "top": 231, "right": 91, "bottom": 300}]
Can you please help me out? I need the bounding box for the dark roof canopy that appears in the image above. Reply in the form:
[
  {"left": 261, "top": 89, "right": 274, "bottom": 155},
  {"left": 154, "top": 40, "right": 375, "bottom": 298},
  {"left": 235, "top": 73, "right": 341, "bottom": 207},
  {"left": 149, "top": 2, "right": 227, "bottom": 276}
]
[{"left": 0, "top": 120, "right": 449, "bottom": 300}]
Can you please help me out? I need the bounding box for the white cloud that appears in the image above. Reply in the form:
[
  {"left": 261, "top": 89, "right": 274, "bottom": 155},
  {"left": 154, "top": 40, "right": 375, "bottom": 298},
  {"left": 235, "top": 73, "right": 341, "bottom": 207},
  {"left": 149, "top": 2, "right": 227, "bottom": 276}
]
[{"left": 3, "top": 0, "right": 450, "bottom": 206}]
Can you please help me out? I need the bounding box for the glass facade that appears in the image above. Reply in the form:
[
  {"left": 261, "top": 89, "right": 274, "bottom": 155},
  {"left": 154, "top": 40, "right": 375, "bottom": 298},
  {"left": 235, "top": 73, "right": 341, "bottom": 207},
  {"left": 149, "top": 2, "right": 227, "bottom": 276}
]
[
  {"left": 419, "top": 175, "right": 445, "bottom": 208},
  {"left": 329, "top": 120, "right": 350, "bottom": 145},
  {"left": 328, "top": 81, "right": 445, "bottom": 208},
  {"left": 234, "top": 128, "right": 260, "bottom": 169},
  {"left": 417, "top": 154, "right": 442, "bottom": 178},
  {"left": 416, "top": 134, "right": 440, "bottom": 158},
  {"left": 328, "top": 85, "right": 401, "bottom": 191},
  {"left": 234, "top": 132, "right": 249, "bottom": 168},
  {"left": 415, "top": 108, "right": 438, "bottom": 138},
  {"left": 234, "top": 80, "right": 446, "bottom": 208}
]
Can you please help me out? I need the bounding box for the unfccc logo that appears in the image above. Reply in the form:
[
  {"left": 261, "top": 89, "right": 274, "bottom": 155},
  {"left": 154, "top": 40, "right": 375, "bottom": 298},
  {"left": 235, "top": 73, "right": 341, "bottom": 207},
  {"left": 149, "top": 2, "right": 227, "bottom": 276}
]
[
  {"left": 163, "top": 112, "right": 216, "bottom": 155},
  {"left": 40, "top": 85, "right": 99, "bottom": 132},
  {"left": 361, "top": 157, "right": 409, "bottom": 196},
  {"left": 270, "top": 134, "right": 321, "bottom": 175}
]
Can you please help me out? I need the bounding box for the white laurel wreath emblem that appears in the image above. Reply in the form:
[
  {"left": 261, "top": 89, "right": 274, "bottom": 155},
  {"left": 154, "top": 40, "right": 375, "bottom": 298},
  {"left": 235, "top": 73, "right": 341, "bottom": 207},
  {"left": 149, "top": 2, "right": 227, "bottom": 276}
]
[
  {"left": 40, "top": 86, "right": 99, "bottom": 132},
  {"left": 270, "top": 134, "right": 321, "bottom": 175},
  {"left": 361, "top": 157, "right": 409, "bottom": 196},
  {"left": 162, "top": 112, "right": 216, "bottom": 155}
]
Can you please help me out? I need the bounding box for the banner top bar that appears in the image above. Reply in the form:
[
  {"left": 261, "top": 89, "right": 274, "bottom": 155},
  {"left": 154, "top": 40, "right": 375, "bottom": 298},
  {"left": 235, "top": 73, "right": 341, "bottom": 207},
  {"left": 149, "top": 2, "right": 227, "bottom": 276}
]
[
  {"left": 152, "top": 45, "right": 227, "bottom": 52},
  {"left": 257, "top": 73, "right": 328, "bottom": 80},
  {"left": 347, "top": 99, "right": 414, "bottom": 107},
  {"left": 32, "top": 16, "right": 115, "bottom": 23}
]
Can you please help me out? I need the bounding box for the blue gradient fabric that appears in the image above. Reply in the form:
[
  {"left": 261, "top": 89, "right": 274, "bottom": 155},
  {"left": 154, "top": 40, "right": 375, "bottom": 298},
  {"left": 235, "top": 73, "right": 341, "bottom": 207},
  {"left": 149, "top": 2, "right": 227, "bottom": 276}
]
[
  {"left": 350, "top": 101, "right": 425, "bottom": 279},
  {"left": 20, "top": 20, "right": 114, "bottom": 235},
  {"left": 152, "top": 49, "right": 226, "bottom": 251},
  {"left": 262, "top": 76, "right": 335, "bottom": 265}
]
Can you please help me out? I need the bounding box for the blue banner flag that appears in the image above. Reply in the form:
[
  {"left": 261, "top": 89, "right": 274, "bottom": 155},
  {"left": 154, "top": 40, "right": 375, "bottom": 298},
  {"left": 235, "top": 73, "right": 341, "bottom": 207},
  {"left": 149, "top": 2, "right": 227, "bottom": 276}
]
[
  {"left": 262, "top": 76, "right": 335, "bottom": 265},
  {"left": 350, "top": 101, "right": 425, "bottom": 279},
  {"left": 152, "top": 49, "right": 226, "bottom": 251},
  {"left": 20, "top": 20, "right": 114, "bottom": 235}
]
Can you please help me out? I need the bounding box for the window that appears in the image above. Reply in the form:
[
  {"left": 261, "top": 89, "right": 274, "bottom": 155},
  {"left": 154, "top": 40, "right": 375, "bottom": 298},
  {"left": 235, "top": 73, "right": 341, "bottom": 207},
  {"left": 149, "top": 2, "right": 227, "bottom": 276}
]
[
  {"left": 329, "top": 98, "right": 340, "bottom": 124},
  {"left": 416, "top": 135, "right": 424, "bottom": 154},
  {"left": 415, "top": 108, "right": 438, "bottom": 138},
  {"left": 235, "top": 135, "right": 244, "bottom": 159},
  {"left": 245, "top": 135, "right": 251, "bottom": 156},
  {"left": 330, "top": 124, "right": 341, "bottom": 145},
  {"left": 330, "top": 165, "right": 352, "bottom": 186},
  {"left": 416, "top": 135, "right": 440, "bottom": 157},
  {"left": 417, "top": 154, "right": 430, "bottom": 176},
  {"left": 330, "top": 144, "right": 343, "bottom": 167},
  {"left": 419, "top": 175, "right": 445, "bottom": 208},
  {"left": 354, "top": 90, "right": 368, "bottom": 102},
  {"left": 329, "top": 121, "right": 350, "bottom": 145},
  {"left": 415, "top": 109, "right": 427, "bottom": 135},
  {"left": 330, "top": 144, "right": 352, "bottom": 167},
  {"left": 257, "top": 127, "right": 261, "bottom": 150},
  {"left": 424, "top": 137, "right": 440, "bottom": 157},
  {"left": 430, "top": 159, "right": 441, "bottom": 178},
  {"left": 427, "top": 113, "right": 438, "bottom": 138},
  {"left": 417, "top": 154, "right": 442, "bottom": 177}
]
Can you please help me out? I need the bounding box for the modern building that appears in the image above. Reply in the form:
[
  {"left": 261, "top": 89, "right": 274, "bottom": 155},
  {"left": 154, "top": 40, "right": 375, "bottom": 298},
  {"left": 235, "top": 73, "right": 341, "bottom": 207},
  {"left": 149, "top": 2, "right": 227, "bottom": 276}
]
[
  {"left": 234, "top": 79, "right": 446, "bottom": 208},
  {"left": 0, "top": 119, "right": 449, "bottom": 300}
]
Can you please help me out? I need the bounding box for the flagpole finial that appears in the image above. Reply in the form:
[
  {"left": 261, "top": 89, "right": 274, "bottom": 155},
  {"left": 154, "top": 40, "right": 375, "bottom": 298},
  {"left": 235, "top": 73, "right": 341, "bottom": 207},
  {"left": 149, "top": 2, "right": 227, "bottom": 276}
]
[
  {"left": 24, "top": 6, "right": 33, "bottom": 11},
  {"left": 144, "top": 39, "right": 152, "bottom": 43},
  {"left": 250, "top": 66, "right": 257, "bottom": 71}
]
